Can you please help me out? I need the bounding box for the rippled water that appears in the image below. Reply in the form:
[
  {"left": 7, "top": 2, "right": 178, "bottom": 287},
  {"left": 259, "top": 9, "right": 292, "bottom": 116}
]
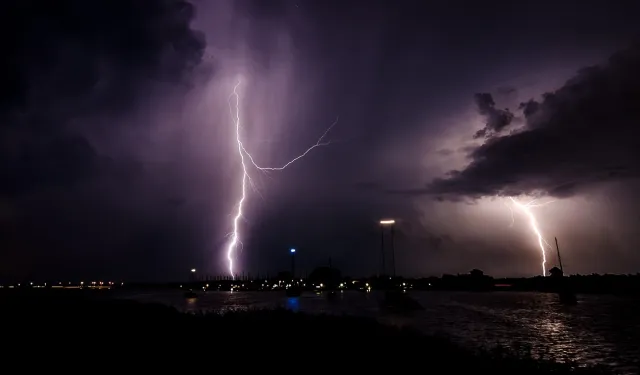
[{"left": 121, "top": 291, "right": 639, "bottom": 374}]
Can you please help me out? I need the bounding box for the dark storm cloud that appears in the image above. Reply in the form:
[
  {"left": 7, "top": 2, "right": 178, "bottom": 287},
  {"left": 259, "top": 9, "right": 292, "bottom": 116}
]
[
  {"left": 0, "top": 0, "right": 204, "bottom": 195},
  {"left": 472, "top": 93, "right": 515, "bottom": 139},
  {"left": 429, "top": 44, "right": 640, "bottom": 200},
  {"left": 0, "top": 0, "right": 205, "bottom": 280}
]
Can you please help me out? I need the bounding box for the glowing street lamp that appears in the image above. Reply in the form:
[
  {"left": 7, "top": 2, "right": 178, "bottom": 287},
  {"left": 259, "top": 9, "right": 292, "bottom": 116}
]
[{"left": 379, "top": 219, "right": 396, "bottom": 277}]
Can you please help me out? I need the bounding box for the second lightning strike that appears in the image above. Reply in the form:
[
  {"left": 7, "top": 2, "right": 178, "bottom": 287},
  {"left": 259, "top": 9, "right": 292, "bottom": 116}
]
[
  {"left": 507, "top": 197, "right": 556, "bottom": 276},
  {"left": 226, "top": 80, "right": 338, "bottom": 278}
]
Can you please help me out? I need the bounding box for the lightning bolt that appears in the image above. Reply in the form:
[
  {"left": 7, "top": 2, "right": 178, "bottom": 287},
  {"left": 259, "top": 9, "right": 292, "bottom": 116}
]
[
  {"left": 508, "top": 197, "right": 556, "bottom": 276},
  {"left": 226, "top": 79, "right": 338, "bottom": 278},
  {"left": 240, "top": 119, "right": 338, "bottom": 171}
]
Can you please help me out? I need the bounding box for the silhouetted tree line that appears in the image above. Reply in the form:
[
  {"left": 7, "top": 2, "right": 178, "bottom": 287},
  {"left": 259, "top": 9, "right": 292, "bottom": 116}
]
[{"left": 409, "top": 271, "right": 640, "bottom": 295}]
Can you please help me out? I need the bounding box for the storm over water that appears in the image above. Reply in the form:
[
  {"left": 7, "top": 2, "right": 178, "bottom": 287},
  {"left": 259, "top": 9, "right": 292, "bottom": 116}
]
[{"left": 120, "top": 290, "right": 639, "bottom": 374}]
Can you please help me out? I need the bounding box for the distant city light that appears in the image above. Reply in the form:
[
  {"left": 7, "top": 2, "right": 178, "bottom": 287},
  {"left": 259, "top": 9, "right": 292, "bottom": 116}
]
[
  {"left": 191, "top": 268, "right": 196, "bottom": 273},
  {"left": 380, "top": 219, "right": 395, "bottom": 225},
  {"left": 290, "top": 248, "right": 296, "bottom": 254}
]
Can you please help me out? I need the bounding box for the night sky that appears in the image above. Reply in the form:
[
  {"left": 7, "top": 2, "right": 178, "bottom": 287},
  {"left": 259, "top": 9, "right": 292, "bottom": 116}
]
[{"left": 2, "top": 0, "right": 640, "bottom": 281}]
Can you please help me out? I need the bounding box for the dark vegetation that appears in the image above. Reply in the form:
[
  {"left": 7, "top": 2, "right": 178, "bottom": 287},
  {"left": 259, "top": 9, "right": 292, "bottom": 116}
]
[{"left": 1, "top": 289, "right": 614, "bottom": 374}]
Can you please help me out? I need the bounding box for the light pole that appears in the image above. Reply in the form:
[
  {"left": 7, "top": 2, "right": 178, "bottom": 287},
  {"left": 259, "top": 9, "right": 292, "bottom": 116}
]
[
  {"left": 391, "top": 224, "right": 395, "bottom": 277},
  {"left": 190, "top": 268, "right": 196, "bottom": 282},
  {"left": 290, "top": 248, "right": 296, "bottom": 280},
  {"left": 380, "top": 225, "right": 385, "bottom": 276},
  {"left": 380, "top": 219, "right": 396, "bottom": 277}
]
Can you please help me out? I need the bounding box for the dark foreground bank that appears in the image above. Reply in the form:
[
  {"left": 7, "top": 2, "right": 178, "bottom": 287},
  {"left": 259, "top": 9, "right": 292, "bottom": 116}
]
[{"left": 1, "top": 291, "right": 614, "bottom": 374}]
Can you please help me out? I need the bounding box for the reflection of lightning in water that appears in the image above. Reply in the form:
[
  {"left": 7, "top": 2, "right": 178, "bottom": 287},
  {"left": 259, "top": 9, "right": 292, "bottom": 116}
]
[
  {"left": 226, "top": 80, "right": 338, "bottom": 277},
  {"left": 507, "top": 197, "right": 556, "bottom": 276}
]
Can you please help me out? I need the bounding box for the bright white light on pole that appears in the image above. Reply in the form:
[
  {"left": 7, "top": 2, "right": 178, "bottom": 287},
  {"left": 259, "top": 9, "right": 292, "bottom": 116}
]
[
  {"left": 191, "top": 269, "right": 196, "bottom": 273},
  {"left": 290, "top": 248, "right": 296, "bottom": 254},
  {"left": 379, "top": 219, "right": 395, "bottom": 225}
]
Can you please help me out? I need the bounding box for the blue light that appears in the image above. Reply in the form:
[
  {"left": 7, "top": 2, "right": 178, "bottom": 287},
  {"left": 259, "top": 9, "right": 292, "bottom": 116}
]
[
  {"left": 290, "top": 248, "right": 296, "bottom": 254},
  {"left": 286, "top": 297, "right": 300, "bottom": 312}
]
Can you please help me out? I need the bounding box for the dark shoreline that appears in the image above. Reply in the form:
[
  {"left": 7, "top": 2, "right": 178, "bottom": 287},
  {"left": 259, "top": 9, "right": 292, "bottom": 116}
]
[
  {"left": 1, "top": 289, "right": 616, "bottom": 374},
  {"left": 5, "top": 272, "right": 638, "bottom": 296}
]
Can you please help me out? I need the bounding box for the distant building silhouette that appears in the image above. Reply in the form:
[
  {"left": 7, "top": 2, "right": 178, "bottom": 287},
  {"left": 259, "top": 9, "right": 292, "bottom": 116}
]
[
  {"left": 470, "top": 269, "right": 484, "bottom": 278},
  {"left": 467, "top": 269, "right": 493, "bottom": 291},
  {"left": 549, "top": 266, "right": 564, "bottom": 278}
]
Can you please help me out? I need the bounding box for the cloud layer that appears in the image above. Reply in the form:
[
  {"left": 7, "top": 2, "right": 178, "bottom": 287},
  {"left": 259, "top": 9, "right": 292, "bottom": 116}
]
[
  {"left": 0, "top": 0, "right": 206, "bottom": 280},
  {"left": 429, "top": 44, "right": 640, "bottom": 199},
  {"left": 1, "top": 0, "right": 205, "bottom": 195}
]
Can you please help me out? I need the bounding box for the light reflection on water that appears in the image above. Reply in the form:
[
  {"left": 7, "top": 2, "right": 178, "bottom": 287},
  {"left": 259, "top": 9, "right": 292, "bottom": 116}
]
[
  {"left": 286, "top": 297, "right": 300, "bottom": 312},
  {"left": 121, "top": 290, "right": 639, "bottom": 374}
]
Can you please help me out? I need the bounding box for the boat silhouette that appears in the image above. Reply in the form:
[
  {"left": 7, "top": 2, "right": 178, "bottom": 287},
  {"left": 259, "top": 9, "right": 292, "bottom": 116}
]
[{"left": 552, "top": 237, "right": 577, "bottom": 305}]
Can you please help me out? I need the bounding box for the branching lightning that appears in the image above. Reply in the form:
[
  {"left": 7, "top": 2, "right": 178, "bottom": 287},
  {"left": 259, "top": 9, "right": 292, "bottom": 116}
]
[
  {"left": 226, "top": 80, "right": 338, "bottom": 277},
  {"left": 507, "top": 197, "right": 556, "bottom": 276},
  {"left": 240, "top": 119, "right": 338, "bottom": 171}
]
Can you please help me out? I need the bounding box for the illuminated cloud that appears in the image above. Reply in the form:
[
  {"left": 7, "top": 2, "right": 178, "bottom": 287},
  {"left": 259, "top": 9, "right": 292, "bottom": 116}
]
[{"left": 428, "top": 44, "right": 640, "bottom": 200}]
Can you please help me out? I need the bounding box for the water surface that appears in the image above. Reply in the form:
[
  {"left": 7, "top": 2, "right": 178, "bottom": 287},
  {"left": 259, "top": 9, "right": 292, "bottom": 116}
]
[{"left": 120, "top": 290, "right": 639, "bottom": 374}]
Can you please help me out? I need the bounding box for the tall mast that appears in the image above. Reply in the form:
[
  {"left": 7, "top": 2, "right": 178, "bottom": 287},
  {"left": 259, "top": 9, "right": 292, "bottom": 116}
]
[{"left": 555, "top": 237, "right": 564, "bottom": 274}]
